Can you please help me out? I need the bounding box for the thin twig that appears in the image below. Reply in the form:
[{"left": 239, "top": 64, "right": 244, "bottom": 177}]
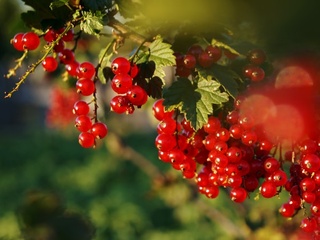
[{"left": 4, "top": 23, "right": 74, "bottom": 98}]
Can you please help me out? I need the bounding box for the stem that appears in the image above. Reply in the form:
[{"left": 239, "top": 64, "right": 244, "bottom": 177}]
[
  {"left": 5, "top": 50, "right": 29, "bottom": 79},
  {"left": 92, "top": 39, "right": 116, "bottom": 123},
  {"left": 107, "top": 17, "right": 151, "bottom": 47},
  {"left": 4, "top": 23, "right": 74, "bottom": 98}
]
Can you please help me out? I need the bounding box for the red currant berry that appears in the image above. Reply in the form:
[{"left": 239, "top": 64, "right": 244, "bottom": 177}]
[
  {"left": 91, "top": 122, "right": 108, "bottom": 139},
  {"left": 198, "top": 51, "right": 214, "bottom": 68},
  {"left": 183, "top": 54, "right": 196, "bottom": 69},
  {"left": 65, "top": 61, "right": 80, "bottom": 77},
  {"left": 75, "top": 115, "right": 92, "bottom": 132},
  {"left": 78, "top": 132, "right": 95, "bottom": 148},
  {"left": 110, "top": 95, "right": 130, "bottom": 114},
  {"left": 175, "top": 66, "right": 192, "bottom": 77},
  {"left": 205, "top": 45, "right": 222, "bottom": 62},
  {"left": 300, "top": 217, "right": 318, "bottom": 233},
  {"left": 111, "top": 57, "right": 131, "bottom": 74},
  {"left": 153, "top": 102, "right": 174, "bottom": 123},
  {"left": 250, "top": 67, "right": 265, "bottom": 82},
  {"left": 73, "top": 100, "right": 90, "bottom": 116},
  {"left": 155, "top": 133, "right": 177, "bottom": 152},
  {"left": 157, "top": 116, "right": 177, "bottom": 135},
  {"left": 62, "top": 28, "right": 74, "bottom": 42},
  {"left": 260, "top": 181, "right": 277, "bottom": 198},
  {"left": 126, "top": 85, "right": 148, "bottom": 106},
  {"left": 241, "top": 130, "right": 258, "bottom": 146},
  {"left": 58, "top": 49, "right": 75, "bottom": 64},
  {"left": 230, "top": 187, "right": 247, "bottom": 203},
  {"left": 77, "top": 61, "right": 96, "bottom": 79},
  {"left": 22, "top": 32, "right": 40, "bottom": 50},
  {"left": 247, "top": 49, "right": 266, "bottom": 65},
  {"left": 279, "top": 203, "right": 295, "bottom": 218},
  {"left": 42, "top": 56, "right": 58, "bottom": 72},
  {"left": 263, "top": 157, "right": 280, "bottom": 173},
  {"left": 53, "top": 40, "right": 65, "bottom": 53},
  {"left": 76, "top": 78, "right": 95, "bottom": 96},
  {"left": 44, "top": 28, "right": 57, "bottom": 42},
  {"left": 203, "top": 116, "right": 221, "bottom": 134},
  {"left": 111, "top": 73, "right": 133, "bottom": 94},
  {"left": 301, "top": 154, "right": 320, "bottom": 173},
  {"left": 11, "top": 33, "right": 24, "bottom": 51}
]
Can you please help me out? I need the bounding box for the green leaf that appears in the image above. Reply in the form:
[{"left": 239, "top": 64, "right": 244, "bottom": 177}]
[
  {"left": 97, "top": 50, "right": 113, "bottom": 84},
  {"left": 197, "top": 65, "right": 240, "bottom": 99},
  {"left": 50, "top": 0, "right": 69, "bottom": 10},
  {"left": 80, "top": 11, "right": 105, "bottom": 36},
  {"left": 149, "top": 37, "right": 176, "bottom": 77},
  {"left": 194, "top": 78, "right": 229, "bottom": 129},
  {"left": 21, "top": 0, "right": 73, "bottom": 29},
  {"left": 163, "top": 77, "right": 199, "bottom": 111},
  {"left": 163, "top": 77, "right": 229, "bottom": 130},
  {"left": 147, "top": 36, "right": 176, "bottom": 78},
  {"left": 147, "top": 76, "right": 164, "bottom": 99}
]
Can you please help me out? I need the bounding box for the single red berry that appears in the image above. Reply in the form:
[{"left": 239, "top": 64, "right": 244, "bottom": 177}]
[
  {"left": 58, "top": 49, "right": 75, "bottom": 64},
  {"left": 205, "top": 185, "right": 220, "bottom": 199},
  {"left": 44, "top": 28, "right": 57, "bottom": 42},
  {"left": 110, "top": 95, "right": 130, "bottom": 114},
  {"left": 127, "top": 85, "right": 148, "bottom": 106},
  {"left": 22, "top": 32, "right": 40, "bottom": 50},
  {"left": 91, "top": 122, "right": 108, "bottom": 139},
  {"left": 11, "top": 33, "right": 24, "bottom": 51},
  {"left": 62, "top": 28, "right": 74, "bottom": 42},
  {"left": 230, "top": 187, "right": 247, "bottom": 203},
  {"left": 301, "top": 153, "right": 320, "bottom": 173},
  {"left": 260, "top": 181, "right": 277, "bottom": 198},
  {"left": 198, "top": 51, "right": 214, "bottom": 68},
  {"left": 263, "top": 157, "right": 280, "bottom": 173},
  {"left": 76, "top": 78, "right": 95, "bottom": 96},
  {"left": 241, "top": 130, "right": 258, "bottom": 146},
  {"left": 53, "top": 40, "right": 65, "bottom": 53},
  {"left": 152, "top": 99, "right": 174, "bottom": 121},
  {"left": 111, "top": 57, "right": 131, "bottom": 74},
  {"left": 299, "top": 177, "right": 316, "bottom": 192},
  {"left": 250, "top": 66, "right": 265, "bottom": 82},
  {"left": 205, "top": 45, "right": 222, "bottom": 62},
  {"left": 111, "top": 73, "right": 133, "bottom": 94},
  {"left": 279, "top": 203, "right": 295, "bottom": 218},
  {"left": 78, "top": 132, "right": 95, "bottom": 148},
  {"left": 175, "top": 66, "right": 192, "bottom": 77},
  {"left": 300, "top": 217, "right": 318, "bottom": 233},
  {"left": 203, "top": 116, "right": 221, "bottom": 134},
  {"left": 155, "top": 133, "right": 177, "bottom": 152},
  {"left": 73, "top": 100, "right": 90, "bottom": 116},
  {"left": 65, "top": 61, "right": 80, "bottom": 77},
  {"left": 77, "top": 61, "right": 96, "bottom": 79},
  {"left": 183, "top": 54, "right": 196, "bottom": 69},
  {"left": 247, "top": 49, "right": 266, "bottom": 65},
  {"left": 157, "top": 116, "right": 177, "bottom": 134},
  {"left": 75, "top": 115, "right": 92, "bottom": 132},
  {"left": 42, "top": 56, "right": 58, "bottom": 72},
  {"left": 243, "top": 175, "right": 259, "bottom": 192}
]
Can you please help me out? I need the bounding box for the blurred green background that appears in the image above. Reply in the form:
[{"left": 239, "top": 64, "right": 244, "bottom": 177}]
[{"left": 1, "top": 0, "right": 319, "bottom": 239}]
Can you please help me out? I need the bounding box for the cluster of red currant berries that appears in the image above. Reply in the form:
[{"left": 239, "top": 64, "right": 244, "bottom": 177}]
[
  {"left": 242, "top": 49, "right": 266, "bottom": 82},
  {"left": 174, "top": 44, "right": 237, "bottom": 78},
  {"left": 109, "top": 57, "right": 148, "bottom": 114},
  {"left": 11, "top": 29, "right": 108, "bottom": 148},
  {"left": 11, "top": 32, "right": 41, "bottom": 52},
  {"left": 152, "top": 95, "right": 320, "bottom": 235}
]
